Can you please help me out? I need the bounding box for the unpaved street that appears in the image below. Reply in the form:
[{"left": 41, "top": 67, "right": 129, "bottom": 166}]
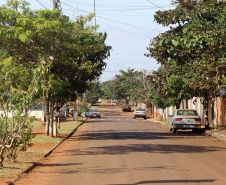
[{"left": 15, "top": 103, "right": 226, "bottom": 185}]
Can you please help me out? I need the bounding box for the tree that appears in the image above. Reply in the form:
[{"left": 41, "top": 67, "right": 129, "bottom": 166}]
[
  {"left": 114, "top": 68, "right": 142, "bottom": 101},
  {"left": 0, "top": 0, "right": 111, "bottom": 137},
  {"left": 100, "top": 80, "right": 118, "bottom": 100},
  {"left": 0, "top": 56, "right": 44, "bottom": 167},
  {"left": 86, "top": 82, "right": 102, "bottom": 105},
  {"left": 146, "top": 0, "right": 226, "bottom": 125}
]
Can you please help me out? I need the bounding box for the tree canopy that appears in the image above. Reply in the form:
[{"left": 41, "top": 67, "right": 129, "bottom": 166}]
[
  {"left": 0, "top": 0, "right": 111, "bottom": 165},
  {"left": 147, "top": 0, "right": 226, "bottom": 102}
]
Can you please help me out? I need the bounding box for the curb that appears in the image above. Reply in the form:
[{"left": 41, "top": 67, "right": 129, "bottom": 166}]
[
  {"left": 205, "top": 130, "right": 226, "bottom": 141},
  {"left": 10, "top": 118, "right": 87, "bottom": 184}
]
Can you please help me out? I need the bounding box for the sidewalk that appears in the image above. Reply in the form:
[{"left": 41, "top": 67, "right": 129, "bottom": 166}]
[{"left": 205, "top": 129, "right": 226, "bottom": 141}]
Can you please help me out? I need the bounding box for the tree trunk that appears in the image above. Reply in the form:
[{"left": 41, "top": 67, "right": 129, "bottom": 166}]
[
  {"left": 208, "top": 99, "right": 213, "bottom": 128},
  {"left": 58, "top": 116, "right": 60, "bottom": 129},
  {"left": 53, "top": 116, "right": 57, "bottom": 137},
  {"left": 0, "top": 147, "right": 5, "bottom": 168},
  {"left": 185, "top": 99, "right": 188, "bottom": 109},
  {"left": 49, "top": 102, "right": 54, "bottom": 137},
  {"left": 217, "top": 96, "right": 224, "bottom": 127},
  {"left": 73, "top": 103, "right": 78, "bottom": 121},
  {"left": 203, "top": 92, "right": 209, "bottom": 127},
  {"left": 45, "top": 101, "right": 50, "bottom": 135}
]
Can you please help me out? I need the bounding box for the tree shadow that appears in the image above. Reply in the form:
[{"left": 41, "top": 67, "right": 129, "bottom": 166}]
[
  {"left": 72, "top": 131, "right": 205, "bottom": 141},
  {"left": 63, "top": 143, "right": 224, "bottom": 156},
  {"left": 108, "top": 179, "right": 217, "bottom": 185}
]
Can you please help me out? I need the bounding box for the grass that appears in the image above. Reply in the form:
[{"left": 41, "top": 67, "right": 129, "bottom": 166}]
[
  {"left": 0, "top": 117, "right": 86, "bottom": 183},
  {"left": 31, "top": 120, "right": 45, "bottom": 129},
  {"left": 32, "top": 135, "right": 62, "bottom": 144},
  {"left": 164, "top": 120, "right": 169, "bottom": 125},
  {"left": 58, "top": 120, "right": 83, "bottom": 135}
]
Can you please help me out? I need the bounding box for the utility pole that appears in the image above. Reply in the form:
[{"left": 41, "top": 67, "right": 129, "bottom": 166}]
[
  {"left": 53, "top": 0, "right": 58, "bottom": 10},
  {"left": 53, "top": 0, "right": 62, "bottom": 12},
  {"left": 94, "top": 0, "right": 96, "bottom": 27}
]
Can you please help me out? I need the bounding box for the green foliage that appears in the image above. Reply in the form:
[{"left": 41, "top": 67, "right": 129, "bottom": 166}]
[
  {"left": 112, "top": 68, "right": 150, "bottom": 103},
  {"left": 0, "top": 0, "right": 111, "bottom": 139},
  {"left": 86, "top": 82, "right": 102, "bottom": 105},
  {"left": 101, "top": 80, "right": 119, "bottom": 100},
  {"left": 147, "top": 0, "right": 226, "bottom": 106},
  {"left": 78, "top": 102, "right": 90, "bottom": 113},
  {"left": 0, "top": 0, "right": 111, "bottom": 165}
]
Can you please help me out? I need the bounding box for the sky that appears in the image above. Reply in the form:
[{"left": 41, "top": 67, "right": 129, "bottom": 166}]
[{"left": 0, "top": 0, "right": 176, "bottom": 82}]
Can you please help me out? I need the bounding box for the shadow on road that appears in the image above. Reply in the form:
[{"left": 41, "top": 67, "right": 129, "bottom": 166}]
[
  {"left": 62, "top": 142, "right": 224, "bottom": 156},
  {"left": 73, "top": 131, "right": 205, "bottom": 141},
  {"left": 108, "top": 179, "right": 217, "bottom": 185}
]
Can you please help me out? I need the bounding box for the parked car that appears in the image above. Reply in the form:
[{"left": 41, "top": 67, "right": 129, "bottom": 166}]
[
  {"left": 113, "top": 99, "right": 117, "bottom": 103},
  {"left": 107, "top": 99, "right": 111, "bottom": 103},
  {"left": 97, "top": 98, "right": 101, "bottom": 103},
  {"left": 133, "top": 108, "right": 147, "bottom": 119},
  {"left": 122, "top": 104, "right": 131, "bottom": 112},
  {"left": 89, "top": 109, "right": 101, "bottom": 118},
  {"left": 85, "top": 110, "right": 90, "bottom": 117},
  {"left": 169, "top": 109, "right": 204, "bottom": 133}
]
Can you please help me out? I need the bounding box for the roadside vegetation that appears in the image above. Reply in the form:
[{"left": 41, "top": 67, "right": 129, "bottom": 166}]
[
  {"left": 0, "top": 117, "right": 85, "bottom": 181},
  {"left": 0, "top": 0, "right": 111, "bottom": 168}
]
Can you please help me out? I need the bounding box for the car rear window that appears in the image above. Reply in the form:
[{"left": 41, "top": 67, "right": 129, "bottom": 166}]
[
  {"left": 177, "top": 110, "right": 198, "bottom": 116},
  {"left": 90, "top": 109, "right": 99, "bottom": 112},
  {"left": 136, "top": 109, "right": 145, "bottom": 111}
]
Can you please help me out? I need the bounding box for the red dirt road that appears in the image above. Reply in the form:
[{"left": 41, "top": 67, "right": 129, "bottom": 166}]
[{"left": 15, "top": 103, "right": 226, "bottom": 185}]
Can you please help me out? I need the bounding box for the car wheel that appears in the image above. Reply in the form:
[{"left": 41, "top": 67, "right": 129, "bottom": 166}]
[
  {"left": 169, "top": 125, "right": 172, "bottom": 131},
  {"left": 133, "top": 116, "right": 136, "bottom": 119},
  {"left": 144, "top": 117, "right": 147, "bottom": 119},
  {"left": 172, "top": 125, "right": 177, "bottom": 133}
]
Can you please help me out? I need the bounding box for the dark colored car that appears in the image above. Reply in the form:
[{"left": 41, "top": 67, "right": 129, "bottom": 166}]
[{"left": 122, "top": 104, "right": 131, "bottom": 112}]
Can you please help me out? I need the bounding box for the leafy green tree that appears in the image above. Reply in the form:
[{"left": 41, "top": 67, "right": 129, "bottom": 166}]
[
  {"left": 147, "top": 0, "right": 226, "bottom": 124},
  {"left": 86, "top": 82, "right": 102, "bottom": 105},
  {"left": 0, "top": 57, "right": 43, "bottom": 167},
  {"left": 0, "top": 0, "right": 111, "bottom": 137},
  {"left": 101, "top": 80, "right": 119, "bottom": 100}
]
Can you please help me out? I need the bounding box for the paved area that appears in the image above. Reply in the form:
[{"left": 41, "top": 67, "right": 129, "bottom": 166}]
[{"left": 14, "top": 103, "right": 226, "bottom": 185}]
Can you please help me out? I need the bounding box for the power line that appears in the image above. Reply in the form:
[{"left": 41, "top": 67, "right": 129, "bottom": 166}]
[
  {"left": 97, "top": 15, "right": 161, "bottom": 31},
  {"left": 110, "top": 57, "right": 157, "bottom": 64},
  {"left": 147, "top": 0, "right": 165, "bottom": 11},
  {"left": 35, "top": 0, "right": 48, "bottom": 9},
  {"left": 98, "top": 21, "right": 153, "bottom": 38},
  {"left": 63, "top": 0, "right": 173, "bottom": 9},
  {"left": 107, "top": 59, "right": 128, "bottom": 69}
]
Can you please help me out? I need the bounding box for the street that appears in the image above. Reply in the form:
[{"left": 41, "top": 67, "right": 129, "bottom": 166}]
[{"left": 15, "top": 103, "right": 226, "bottom": 185}]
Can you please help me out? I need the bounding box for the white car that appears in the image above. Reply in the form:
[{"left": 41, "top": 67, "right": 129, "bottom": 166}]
[
  {"left": 169, "top": 109, "right": 204, "bottom": 133},
  {"left": 89, "top": 109, "right": 101, "bottom": 118},
  {"left": 133, "top": 108, "right": 147, "bottom": 119}
]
